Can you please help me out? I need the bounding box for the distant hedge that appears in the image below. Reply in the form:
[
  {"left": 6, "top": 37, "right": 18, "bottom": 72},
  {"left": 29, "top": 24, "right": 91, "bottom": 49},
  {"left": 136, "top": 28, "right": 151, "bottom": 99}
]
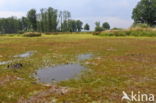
[
  {"left": 23, "top": 32, "right": 41, "bottom": 37},
  {"left": 44, "top": 32, "right": 92, "bottom": 35},
  {"left": 95, "top": 28, "right": 156, "bottom": 37}
]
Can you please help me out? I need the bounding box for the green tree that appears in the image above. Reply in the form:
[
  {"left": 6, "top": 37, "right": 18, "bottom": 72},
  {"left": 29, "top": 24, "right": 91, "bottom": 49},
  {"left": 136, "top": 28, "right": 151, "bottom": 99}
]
[
  {"left": 62, "top": 19, "right": 83, "bottom": 32},
  {"left": 132, "top": 0, "right": 156, "bottom": 26},
  {"left": 61, "top": 11, "right": 71, "bottom": 32},
  {"left": 0, "top": 17, "right": 20, "bottom": 34},
  {"left": 62, "top": 20, "right": 68, "bottom": 32},
  {"left": 95, "top": 22, "right": 100, "bottom": 27},
  {"left": 84, "top": 23, "right": 90, "bottom": 31},
  {"left": 27, "top": 9, "right": 37, "bottom": 31},
  {"left": 47, "top": 7, "right": 58, "bottom": 32},
  {"left": 40, "top": 8, "right": 47, "bottom": 32},
  {"left": 102, "top": 22, "right": 110, "bottom": 30},
  {"left": 20, "top": 17, "right": 29, "bottom": 31},
  {"left": 68, "top": 20, "right": 77, "bottom": 32},
  {"left": 95, "top": 22, "right": 103, "bottom": 32},
  {"left": 76, "top": 20, "right": 83, "bottom": 32}
]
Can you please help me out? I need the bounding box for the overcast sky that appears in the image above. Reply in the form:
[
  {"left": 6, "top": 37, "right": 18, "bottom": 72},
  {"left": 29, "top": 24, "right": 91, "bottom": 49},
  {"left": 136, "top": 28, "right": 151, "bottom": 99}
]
[{"left": 0, "top": 0, "right": 140, "bottom": 30}]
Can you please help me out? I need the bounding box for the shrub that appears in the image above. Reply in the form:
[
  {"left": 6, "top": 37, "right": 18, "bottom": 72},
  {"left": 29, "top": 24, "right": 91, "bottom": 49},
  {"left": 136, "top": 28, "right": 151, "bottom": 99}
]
[
  {"left": 111, "top": 28, "right": 123, "bottom": 30},
  {"left": 98, "top": 28, "right": 156, "bottom": 37},
  {"left": 95, "top": 27, "right": 103, "bottom": 32},
  {"left": 100, "top": 30, "right": 127, "bottom": 36},
  {"left": 18, "top": 31, "right": 24, "bottom": 34},
  {"left": 132, "top": 23, "right": 150, "bottom": 28},
  {"left": 93, "top": 32, "right": 101, "bottom": 35},
  {"left": 23, "top": 32, "right": 41, "bottom": 37},
  {"left": 129, "top": 29, "right": 156, "bottom": 36}
]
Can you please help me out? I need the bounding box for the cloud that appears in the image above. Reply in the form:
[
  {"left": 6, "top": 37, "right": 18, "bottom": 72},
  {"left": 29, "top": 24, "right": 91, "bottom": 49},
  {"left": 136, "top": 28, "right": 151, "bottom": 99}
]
[{"left": 0, "top": 11, "right": 25, "bottom": 18}]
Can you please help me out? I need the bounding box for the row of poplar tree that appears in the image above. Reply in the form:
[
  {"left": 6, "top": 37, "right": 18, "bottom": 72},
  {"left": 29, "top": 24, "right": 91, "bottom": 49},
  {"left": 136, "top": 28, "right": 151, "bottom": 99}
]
[{"left": 0, "top": 7, "right": 90, "bottom": 34}]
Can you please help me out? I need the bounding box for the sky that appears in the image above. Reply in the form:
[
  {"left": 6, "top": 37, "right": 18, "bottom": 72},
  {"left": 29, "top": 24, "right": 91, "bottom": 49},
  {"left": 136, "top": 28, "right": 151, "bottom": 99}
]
[{"left": 0, "top": 0, "right": 140, "bottom": 30}]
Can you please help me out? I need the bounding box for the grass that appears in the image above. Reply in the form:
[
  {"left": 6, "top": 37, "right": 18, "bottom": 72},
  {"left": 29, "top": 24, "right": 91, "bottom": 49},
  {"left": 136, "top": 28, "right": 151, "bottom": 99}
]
[{"left": 0, "top": 34, "right": 156, "bottom": 103}]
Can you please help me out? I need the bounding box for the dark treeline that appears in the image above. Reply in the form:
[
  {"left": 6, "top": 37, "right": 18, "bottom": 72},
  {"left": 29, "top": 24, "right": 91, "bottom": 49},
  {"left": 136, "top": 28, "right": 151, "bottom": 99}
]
[
  {"left": 0, "top": 17, "right": 21, "bottom": 34},
  {"left": 0, "top": 7, "right": 86, "bottom": 34}
]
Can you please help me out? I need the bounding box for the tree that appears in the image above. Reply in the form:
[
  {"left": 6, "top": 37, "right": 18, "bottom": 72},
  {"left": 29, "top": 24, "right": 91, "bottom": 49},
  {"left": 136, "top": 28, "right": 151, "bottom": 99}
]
[
  {"left": 47, "top": 7, "right": 58, "bottom": 32},
  {"left": 95, "top": 22, "right": 100, "bottom": 27},
  {"left": 27, "top": 9, "right": 37, "bottom": 31},
  {"left": 0, "top": 17, "right": 20, "bottom": 34},
  {"left": 61, "top": 11, "right": 71, "bottom": 32},
  {"left": 84, "top": 23, "right": 90, "bottom": 31},
  {"left": 132, "top": 0, "right": 156, "bottom": 26},
  {"left": 40, "top": 8, "right": 48, "bottom": 32},
  {"left": 61, "top": 19, "right": 83, "bottom": 32},
  {"left": 102, "top": 22, "right": 110, "bottom": 30},
  {"left": 20, "top": 17, "right": 29, "bottom": 31},
  {"left": 95, "top": 22, "right": 103, "bottom": 32},
  {"left": 68, "top": 20, "right": 77, "bottom": 32},
  {"left": 63, "top": 11, "right": 71, "bottom": 21},
  {"left": 76, "top": 20, "right": 83, "bottom": 32}
]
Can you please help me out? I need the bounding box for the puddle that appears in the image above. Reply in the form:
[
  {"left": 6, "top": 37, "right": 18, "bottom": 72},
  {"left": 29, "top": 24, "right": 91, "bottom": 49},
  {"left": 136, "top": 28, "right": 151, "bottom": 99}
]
[
  {"left": 0, "top": 61, "right": 10, "bottom": 65},
  {"left": 78, "top": 54, "right": 93, "bottom": 61},
  {"left": 0, "top": 60, "right": 21, "bottom": 66},
  {"left": 36, "top": 63, "right": 85, "bottom": 83},
  {"left": 0, "top": 51, "right": 36, "bottom": 65},
  {"left": 14, "top": 51, "right": 36, "bottom": 58}
]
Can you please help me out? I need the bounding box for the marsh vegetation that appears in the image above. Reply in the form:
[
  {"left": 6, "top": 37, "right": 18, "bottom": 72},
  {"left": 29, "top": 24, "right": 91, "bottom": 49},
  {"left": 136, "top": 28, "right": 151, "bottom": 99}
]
[{"left": 0, "top": 34, "right": 156, "bottom": 103}]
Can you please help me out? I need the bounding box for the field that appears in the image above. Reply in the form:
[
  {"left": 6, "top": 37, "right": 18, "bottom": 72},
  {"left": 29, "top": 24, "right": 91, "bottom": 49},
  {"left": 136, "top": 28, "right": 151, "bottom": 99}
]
[{"left": 0, "top": 34, "right": 156, "bottom": 103}]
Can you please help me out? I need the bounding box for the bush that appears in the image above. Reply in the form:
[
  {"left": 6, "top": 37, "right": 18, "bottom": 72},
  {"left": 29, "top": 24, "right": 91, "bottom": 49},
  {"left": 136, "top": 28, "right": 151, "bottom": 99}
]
[
  {"left": 98, "top": 28, "right": 156, "bottom": 37},
  {"left": 132, "top": 23, "right": 150, "bottom": 28},
  {"left": 93, "top": 32, "right": 101, "bottom": 35},
  {"left": 95, "top": 27, "right": 103, "bottom": 32},
  {"left": 128, "top": 29, "right": 156, "bottom": 36},
  {"left": 23, "top": 32, "right": 41, "bottom": 37},
  {"left": 99, "top": 30, "right": 127, "bottom": 36},
  {"left": 111, "top": 28, "right": 123, "bottom": 30},
  {"left": 18, "top": 31, "right": 24, "bottom": 34}
]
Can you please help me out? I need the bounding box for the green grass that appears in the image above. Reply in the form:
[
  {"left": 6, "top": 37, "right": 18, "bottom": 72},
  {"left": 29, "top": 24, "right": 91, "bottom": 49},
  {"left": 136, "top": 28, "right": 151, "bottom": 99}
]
[{"left": 0, "top": 34, "right": 156, "bottom": 103}]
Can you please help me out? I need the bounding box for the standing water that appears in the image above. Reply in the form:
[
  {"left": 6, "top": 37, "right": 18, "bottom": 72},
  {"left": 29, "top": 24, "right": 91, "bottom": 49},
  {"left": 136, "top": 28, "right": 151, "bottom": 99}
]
[
  {"left": 14, "top": 51, "right": 36, "bottom": 58},
  {"left": 36, "top": 63, "right": 85, "bottom": 83},
  {"left": 78, "top": 54, "right": 93, "bottom": 61},
  {"left": 0, "top": 61, "right": 10, "bottom": 65}
]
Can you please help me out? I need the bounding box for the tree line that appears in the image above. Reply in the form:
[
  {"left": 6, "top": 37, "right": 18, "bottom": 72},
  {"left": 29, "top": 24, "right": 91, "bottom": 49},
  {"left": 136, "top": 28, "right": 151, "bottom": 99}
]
[
  {"left": 0, "top": 0, "right": 155, "bottom": 34},
  {"left": 0, "top": 7, "right": 90, "bottom": 34}
]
